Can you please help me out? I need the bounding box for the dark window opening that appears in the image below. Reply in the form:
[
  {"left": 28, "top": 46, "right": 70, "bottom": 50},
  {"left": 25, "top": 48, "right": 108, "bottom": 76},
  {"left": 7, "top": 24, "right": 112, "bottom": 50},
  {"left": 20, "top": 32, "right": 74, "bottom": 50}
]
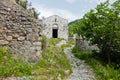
[
  {"left": 52, "top": 29, "right": 58, "bottom": 38},
  {"left": 55, "top": 18, "right": 57, "bottom": 22}
]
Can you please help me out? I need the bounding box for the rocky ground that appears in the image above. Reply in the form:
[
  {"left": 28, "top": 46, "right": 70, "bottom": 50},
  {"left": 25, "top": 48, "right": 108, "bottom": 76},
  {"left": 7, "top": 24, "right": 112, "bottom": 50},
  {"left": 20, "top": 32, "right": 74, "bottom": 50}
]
[
  {"left": 64, "top": 47, "right": 95, "bottom": 80},
  {"left": 57, "top": 40, "right": 95, "bottom": 80}
]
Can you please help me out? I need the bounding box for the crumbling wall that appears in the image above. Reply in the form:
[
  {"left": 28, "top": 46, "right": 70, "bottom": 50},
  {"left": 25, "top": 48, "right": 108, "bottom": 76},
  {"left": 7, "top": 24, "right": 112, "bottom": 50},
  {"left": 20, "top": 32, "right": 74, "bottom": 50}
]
[{"left": 0, "top": 0, "right": 42, "bottom": 63}]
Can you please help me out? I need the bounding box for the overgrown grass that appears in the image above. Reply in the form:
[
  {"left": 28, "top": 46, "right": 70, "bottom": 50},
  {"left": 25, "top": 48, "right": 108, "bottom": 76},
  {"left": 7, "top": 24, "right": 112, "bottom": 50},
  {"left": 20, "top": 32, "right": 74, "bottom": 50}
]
[
  {"left": 72, "top": 46, "right": 120, "bottom": 80},
  {"left": 0, "top": 47, "right": 32, "bottom": 77},
  {"left": 33, "top": 38, "right": 72, "bottom": 79},
  {"left": 34, "top": 46, "right": 72, "bottom": 79},
  {"left": 48, "top": 38, "right": 64, "bottom": 46},
  {"left": 61, "top": 40, "right": 75, "bottom": 50},
  {"left": 0, "top": 38, "right": 72, "bottom": 80}
]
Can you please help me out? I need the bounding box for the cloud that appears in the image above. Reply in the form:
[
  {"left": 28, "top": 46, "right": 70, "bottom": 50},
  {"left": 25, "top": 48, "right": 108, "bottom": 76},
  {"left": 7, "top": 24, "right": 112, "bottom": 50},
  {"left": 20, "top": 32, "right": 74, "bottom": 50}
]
[
  {"left": 66, "top": 0, "right": 77, "bottom": 4},
  {"left": 35, "top": 4, "right": 79, "bottom": 22},
  {"left": 87, "top": 0, "right": 106, "bottom": 4},
  {"left": 93, "top": 0, "right": 115, "bottom": 4},
  {"left": 98, "top": 0, "right": 106, "bottom": 3}
]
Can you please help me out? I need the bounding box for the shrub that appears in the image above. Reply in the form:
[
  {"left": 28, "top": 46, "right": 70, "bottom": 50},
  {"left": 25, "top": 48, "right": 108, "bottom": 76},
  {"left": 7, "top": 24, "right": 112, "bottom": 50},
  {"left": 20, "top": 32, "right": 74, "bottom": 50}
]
[{"left": 72, "top": 46, "right": 78, "bottom": 53}]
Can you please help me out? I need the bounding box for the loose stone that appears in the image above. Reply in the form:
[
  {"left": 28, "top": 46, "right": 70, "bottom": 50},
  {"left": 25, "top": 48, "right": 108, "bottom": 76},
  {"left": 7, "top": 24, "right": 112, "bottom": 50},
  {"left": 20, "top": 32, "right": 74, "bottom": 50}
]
[
  {"left": 18, "top": 36, "right": 25, "bottom": 41},
  {"left": 0, "top": 40, "right": 9, "bottom": 45}
]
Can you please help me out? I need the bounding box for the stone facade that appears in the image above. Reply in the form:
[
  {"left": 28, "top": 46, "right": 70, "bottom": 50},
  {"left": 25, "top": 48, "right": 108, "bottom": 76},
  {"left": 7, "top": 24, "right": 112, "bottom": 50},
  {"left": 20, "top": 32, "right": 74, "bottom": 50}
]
[
  {"left": 42, "top": 15, "right": 68, "bottom": 40},
  {"left": 0, "top": 0, "right": 42, "bottom": 63}
]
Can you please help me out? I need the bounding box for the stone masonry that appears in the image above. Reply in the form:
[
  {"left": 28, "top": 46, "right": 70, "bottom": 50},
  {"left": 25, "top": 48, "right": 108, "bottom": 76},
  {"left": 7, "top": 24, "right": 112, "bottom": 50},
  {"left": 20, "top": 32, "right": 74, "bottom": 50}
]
[
  {"left": 42, "top": 15, "right": 68, "bottom": 40},
  {"left": 0, "top": 0, "right": 42, "bottom": 63}
]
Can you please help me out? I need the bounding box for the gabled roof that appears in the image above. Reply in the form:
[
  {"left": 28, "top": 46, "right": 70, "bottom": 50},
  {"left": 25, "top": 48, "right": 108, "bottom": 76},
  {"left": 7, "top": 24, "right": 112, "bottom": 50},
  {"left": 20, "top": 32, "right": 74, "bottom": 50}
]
[{"left": 45, "top": 15, "right": 68, "bottom": 21}]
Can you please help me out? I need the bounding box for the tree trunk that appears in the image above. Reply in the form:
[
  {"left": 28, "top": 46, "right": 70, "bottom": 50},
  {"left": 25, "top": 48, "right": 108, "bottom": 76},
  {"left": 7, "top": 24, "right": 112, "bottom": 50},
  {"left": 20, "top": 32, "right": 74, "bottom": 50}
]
[{"left": 102, "top": 46, "right": 111, "bottom": 63}]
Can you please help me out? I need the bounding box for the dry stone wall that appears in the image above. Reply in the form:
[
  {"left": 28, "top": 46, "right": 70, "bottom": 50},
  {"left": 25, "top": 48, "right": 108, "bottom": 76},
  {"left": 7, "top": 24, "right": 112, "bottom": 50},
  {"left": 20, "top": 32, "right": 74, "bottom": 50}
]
[
  {"left": 76, "top": 38, "right": 99, "bottom": 52},
  {"left": 0, "top": 0, "right": 42, "bottom": 63}
]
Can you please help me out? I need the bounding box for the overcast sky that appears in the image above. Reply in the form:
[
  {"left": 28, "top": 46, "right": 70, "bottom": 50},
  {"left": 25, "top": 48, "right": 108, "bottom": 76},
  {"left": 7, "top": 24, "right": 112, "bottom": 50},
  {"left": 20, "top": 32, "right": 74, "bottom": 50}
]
[{"left": 27, "top": 0, "right": 115, "bottom": 22}]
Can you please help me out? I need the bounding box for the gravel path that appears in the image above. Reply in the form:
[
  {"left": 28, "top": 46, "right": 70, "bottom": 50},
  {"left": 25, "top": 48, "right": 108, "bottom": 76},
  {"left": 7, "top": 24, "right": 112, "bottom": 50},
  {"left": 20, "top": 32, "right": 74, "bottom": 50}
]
[{"left": 64, "top": 47, "right": 95, "bottom": 80}]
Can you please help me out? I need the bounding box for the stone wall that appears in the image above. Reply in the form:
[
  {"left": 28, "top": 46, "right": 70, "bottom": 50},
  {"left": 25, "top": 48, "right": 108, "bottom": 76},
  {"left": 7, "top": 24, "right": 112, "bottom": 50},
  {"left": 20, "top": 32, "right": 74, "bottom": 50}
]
[
  {"left": 0, "top": 1, "right": 42, "bottom": 63},
  {"left": 42, "top": 15, "right": 68, "bottom": 40},
  {"left": 76, "top": 39, "right": 85, "bottom": 51},
  {"left": 76, "top": 37, "right": 99, "bottom": 52},
  {"left": 0, "top": 0, "right": 16, "bottom": 6}
]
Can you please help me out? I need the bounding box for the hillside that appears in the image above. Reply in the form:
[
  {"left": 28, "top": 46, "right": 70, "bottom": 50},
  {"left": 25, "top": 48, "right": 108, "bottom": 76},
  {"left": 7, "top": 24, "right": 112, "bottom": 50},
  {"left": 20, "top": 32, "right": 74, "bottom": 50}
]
[{"left": 68, "top": 19, "right": 81, "bottom": 37}]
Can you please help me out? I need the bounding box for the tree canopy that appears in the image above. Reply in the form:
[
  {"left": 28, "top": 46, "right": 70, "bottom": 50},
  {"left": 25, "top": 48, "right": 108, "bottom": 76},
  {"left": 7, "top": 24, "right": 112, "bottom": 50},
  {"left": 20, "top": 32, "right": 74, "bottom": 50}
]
[{"left": 69, "top": 0, "right": 120, "bottom": 63}]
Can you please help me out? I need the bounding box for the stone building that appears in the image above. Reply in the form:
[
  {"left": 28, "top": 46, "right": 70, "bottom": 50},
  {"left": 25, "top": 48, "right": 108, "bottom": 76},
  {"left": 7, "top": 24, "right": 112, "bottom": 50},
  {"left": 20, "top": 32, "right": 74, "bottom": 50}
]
[{"left": 42, "top": 15, "right": 68, "bottom": 40}]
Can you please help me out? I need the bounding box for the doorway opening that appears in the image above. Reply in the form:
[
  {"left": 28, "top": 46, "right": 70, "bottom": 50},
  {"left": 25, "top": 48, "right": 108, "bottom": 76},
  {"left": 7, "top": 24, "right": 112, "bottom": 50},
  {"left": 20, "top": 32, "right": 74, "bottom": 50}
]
[{"left": 52, "top": 29, "right": 58, "bottom": 38}]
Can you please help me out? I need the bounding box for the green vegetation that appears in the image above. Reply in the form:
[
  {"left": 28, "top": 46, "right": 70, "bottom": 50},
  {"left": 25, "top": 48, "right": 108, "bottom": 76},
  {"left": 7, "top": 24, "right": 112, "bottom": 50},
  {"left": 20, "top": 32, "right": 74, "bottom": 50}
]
[
  {"left": 61, "top": 40, "right": 75, "bottom": 50},
  {"left": 48, "top": 38, "right": 64, "bottom": 46},
  {"left": 0, "top": 47, "right": 32, "bottom": 77},
  {"left": 16, "top": 0, "right": 27, "bottom": 9},
  {"left": 15, "top": 0, "right": 40, "bottom": 19},
  {"left": 79, "top": 0, "right": 120, "bottom": 63},
  {"left": 69, "top": 0, "right": 120, "bottom": 79},
  {"left": 69, "top": 0, "right": 120, "bottom": 64},
  {"left": 72, "top": 47, "right": 120, "bottom": 80},
  {"left": 68, "top": 19, "right": 81, "bottom": 37},
  {"left": 31, "top": 8, "right": 40, "bottom": 19},
  {"left": 34, "top": 38, "right": 72, "bottom": 79},
  {"left": 0, "top": 38, "right": 72, "bottom": 79}
]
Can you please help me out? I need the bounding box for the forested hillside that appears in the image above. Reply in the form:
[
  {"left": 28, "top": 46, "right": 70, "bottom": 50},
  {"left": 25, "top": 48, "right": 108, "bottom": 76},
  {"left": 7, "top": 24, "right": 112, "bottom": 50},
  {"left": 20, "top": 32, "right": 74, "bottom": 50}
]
[{"left": 68, "top": 19, "right": 81, "bottom": 37}]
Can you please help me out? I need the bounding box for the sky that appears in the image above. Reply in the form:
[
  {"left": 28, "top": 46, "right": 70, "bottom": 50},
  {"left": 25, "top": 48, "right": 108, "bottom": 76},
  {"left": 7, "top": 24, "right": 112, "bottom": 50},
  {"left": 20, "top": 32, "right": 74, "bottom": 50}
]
[{"left": 27, "top": 0, "right": 115, "bottom": 22}]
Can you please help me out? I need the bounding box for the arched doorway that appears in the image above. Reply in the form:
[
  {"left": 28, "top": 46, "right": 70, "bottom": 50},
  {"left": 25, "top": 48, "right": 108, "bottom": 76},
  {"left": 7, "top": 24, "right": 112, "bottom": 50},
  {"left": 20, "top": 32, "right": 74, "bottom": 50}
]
[
  {"left": 52, "top": 24, "right": 58, "bottom": 38},
  {"left": 53, "top": 29, "right": 58, "bottom": 38}
]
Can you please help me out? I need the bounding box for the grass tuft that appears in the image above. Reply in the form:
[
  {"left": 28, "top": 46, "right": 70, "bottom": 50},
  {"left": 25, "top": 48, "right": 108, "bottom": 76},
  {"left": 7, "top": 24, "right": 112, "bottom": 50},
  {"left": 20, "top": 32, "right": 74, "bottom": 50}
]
[{"left": 0, "top": 47, "right": 32, "bottom": 77}]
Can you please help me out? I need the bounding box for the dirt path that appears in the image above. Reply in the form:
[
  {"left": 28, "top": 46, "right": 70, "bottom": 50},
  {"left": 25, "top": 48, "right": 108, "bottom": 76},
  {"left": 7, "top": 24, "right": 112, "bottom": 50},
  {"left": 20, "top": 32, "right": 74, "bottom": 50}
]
[{"left": 64, "top": 47, "right": 95, "bottom": 80}]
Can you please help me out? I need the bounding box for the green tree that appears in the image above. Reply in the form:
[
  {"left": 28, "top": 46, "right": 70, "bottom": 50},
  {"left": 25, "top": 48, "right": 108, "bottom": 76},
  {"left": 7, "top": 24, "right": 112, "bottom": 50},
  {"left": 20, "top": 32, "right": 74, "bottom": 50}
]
[
  {"left": 32, "top": 8, "right": 40, "bottom": 19},
  {"left": 68, "top": 19, "right": 82, "bottom": 37},
  {"left": 79, "top": 0, "right": 120, "bottom": 63}
]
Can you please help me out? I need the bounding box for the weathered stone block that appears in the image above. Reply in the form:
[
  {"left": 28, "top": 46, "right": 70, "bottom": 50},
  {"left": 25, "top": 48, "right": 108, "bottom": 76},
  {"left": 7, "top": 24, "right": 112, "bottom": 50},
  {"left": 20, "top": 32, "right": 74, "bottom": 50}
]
[
  {"left": 36, "top": 51, "right": 42, "bottom": 57},
  {"left": 18, "top": 36, "right": 25, "bottom": 41},
  {"left": 24, "top": 41, "right": 31, "bottom": 46},
  {"left": 6, "top": 36, "right": 13, "bottom": 41},
  {"left": 0, "top": 29, "right": 4, "bottom": 33},
  {"left": 27, "top": 33, "right": 39, "bottom": 42},
  {"left": 0, "top": 40, "right": 9, "bottom": 45},
  {"left": 36, "top": 46, "right": 41, "bottom": 51},
  {"left": 33, "top": 42, "right": 41, "bottom": 46},
  {"left": 13, "top": 34, "right": 19, "bottom": 38}
]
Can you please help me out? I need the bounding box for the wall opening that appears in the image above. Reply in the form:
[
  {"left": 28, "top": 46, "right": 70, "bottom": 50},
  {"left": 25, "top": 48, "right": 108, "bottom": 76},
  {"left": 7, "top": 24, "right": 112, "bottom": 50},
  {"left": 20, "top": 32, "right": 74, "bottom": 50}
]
[{"left": 52, "top": 29, "right": 58, "bottom": 38}]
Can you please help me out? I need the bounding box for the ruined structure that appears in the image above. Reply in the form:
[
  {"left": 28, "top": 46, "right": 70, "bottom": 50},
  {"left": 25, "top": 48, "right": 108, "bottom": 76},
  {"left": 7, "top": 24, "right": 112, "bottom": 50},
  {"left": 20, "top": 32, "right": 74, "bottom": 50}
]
[
  {"left": 0, "top": 0, "right": 42, "bottom": 63},
  {"left": 42, "top": 15, "right": 68, "bottom": 40}
]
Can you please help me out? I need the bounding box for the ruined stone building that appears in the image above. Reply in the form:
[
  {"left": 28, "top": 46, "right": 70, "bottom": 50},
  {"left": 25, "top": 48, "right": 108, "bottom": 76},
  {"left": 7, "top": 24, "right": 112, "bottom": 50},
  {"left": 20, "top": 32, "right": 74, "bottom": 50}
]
[
  {"left": 0, "top": 0, "right": 42, "bottom": 63},
  {"left": 42, "top": 15, "right": 68, "bottom": 40}
]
